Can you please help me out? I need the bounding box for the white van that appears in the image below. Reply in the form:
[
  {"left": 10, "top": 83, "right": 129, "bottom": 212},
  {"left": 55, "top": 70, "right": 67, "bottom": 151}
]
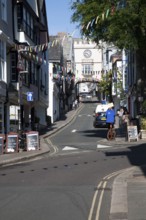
[{"left": 95, "top": 104, "right": 109, "bottom": 113}]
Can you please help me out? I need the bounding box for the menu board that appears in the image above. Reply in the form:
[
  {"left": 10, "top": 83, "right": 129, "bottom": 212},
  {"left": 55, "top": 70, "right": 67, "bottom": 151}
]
[
  {"left": 26, "top": 132, "right": 39, "bottom": 151},
  {"left": 127, "top": 126, "right": 138, "bottom": 142},
  {"left": 6, "top": 133, "right": 18, "bottom": 152}
]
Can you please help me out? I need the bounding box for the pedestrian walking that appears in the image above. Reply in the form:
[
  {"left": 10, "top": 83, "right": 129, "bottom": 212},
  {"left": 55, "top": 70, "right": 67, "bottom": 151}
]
[{"left": 74, "top": 99, "right": 78, "bottom": 109}]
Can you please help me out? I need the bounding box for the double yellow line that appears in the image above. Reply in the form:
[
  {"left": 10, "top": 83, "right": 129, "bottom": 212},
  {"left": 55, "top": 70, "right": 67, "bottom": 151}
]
[{"left": 88, "top": 169, "right": 126, "bottom": 220}]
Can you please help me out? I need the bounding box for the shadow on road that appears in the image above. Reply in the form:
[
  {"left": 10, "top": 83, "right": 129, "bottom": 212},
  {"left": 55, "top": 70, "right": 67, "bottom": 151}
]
[
  {"left": 105, "top": 143, "right": 146, "bottom": 176},
  {"left": 78, "top": 129, "right": 107, "bottom": 138}
]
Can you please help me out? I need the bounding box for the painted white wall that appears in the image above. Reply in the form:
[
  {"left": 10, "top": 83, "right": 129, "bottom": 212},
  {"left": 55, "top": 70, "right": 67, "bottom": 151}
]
[
  {"left": 47, "top": 63, "right": 60, "bottom": 123},
  {"left": 47, "top": 63, "right": 53, "bottom": 122},
  {"left": 74, "top": 39, "right": 102, "bottom": 83}
]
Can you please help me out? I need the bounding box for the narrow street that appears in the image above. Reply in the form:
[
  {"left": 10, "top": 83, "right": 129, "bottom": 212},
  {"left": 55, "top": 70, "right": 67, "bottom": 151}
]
[{"left": 0, "top": 102, "right": 144, "bottom": 220}]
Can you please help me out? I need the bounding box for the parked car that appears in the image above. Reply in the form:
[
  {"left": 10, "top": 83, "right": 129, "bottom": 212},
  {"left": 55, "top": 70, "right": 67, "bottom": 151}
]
[
  {"left": 93, "top": 111, "right": 107, "bottom": 128},
  {"left": 79, "top": 92, "right": 92, "bottom": 102}
]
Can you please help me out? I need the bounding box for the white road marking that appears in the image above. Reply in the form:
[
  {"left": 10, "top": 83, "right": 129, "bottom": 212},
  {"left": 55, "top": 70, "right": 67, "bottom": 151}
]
[
  {"left": 97, "top": 144, "right": 112, "bottom": 148},
  {"left": 71, "top": 129, "right": 77, "bottom": 133},
  {"left": 62, "top": 146, "right": 78, "bottom": 151}
]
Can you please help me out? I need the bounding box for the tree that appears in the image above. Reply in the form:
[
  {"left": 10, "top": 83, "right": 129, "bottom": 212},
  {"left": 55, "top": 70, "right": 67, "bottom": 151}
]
[
  {"left": 98, "top": 70, "right": 112, "bottom": 100},
  {"left": 71, "top": 0, "right": 146, "bottom": 106},
  {"left": 71, "top": 0, "right": 146, "bottom": 52}
]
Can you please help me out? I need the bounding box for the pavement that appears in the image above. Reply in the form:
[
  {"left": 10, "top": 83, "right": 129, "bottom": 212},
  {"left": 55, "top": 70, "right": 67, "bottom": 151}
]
[{"left": 0, "top": 103, "right": 146, "bottom": 220}]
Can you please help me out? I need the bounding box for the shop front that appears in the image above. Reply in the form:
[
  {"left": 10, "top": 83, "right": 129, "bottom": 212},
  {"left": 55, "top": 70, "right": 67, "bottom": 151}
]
[{"left": 0, "top": 81, "right": 7, "bottom": 134}]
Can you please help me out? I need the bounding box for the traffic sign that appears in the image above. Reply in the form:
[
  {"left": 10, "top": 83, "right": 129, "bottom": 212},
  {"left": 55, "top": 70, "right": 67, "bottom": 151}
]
[{"left": 27, "top": 92, "right": 33, "bottom": 101}]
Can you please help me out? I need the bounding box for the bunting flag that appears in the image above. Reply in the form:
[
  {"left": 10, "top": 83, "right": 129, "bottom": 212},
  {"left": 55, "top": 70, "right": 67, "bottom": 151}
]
[
  {"left": 102, "top": 13, "right": 105, "bottom": 20},
  {"left": 95, "top": 16, "right": 99, "bottom": 24},
  {"left": 106, "top": 8, "right": 110, "bottom": 18},
  {"left": 90, "top": 18, "right": 95, "bottom": 27},
  {"left": 82, "top": 5, "right": 118, "bottom": 30},
  {"left": 53, "top": 74, "right": 75, "bottom": 82},
  {"left": 13, "top": 27, "right": 81, "bottom": 55},
  {"left": 71, "top": 29, "right": 77, "bottom": 37},
  {"left": 86, "top": 21, "right": 92, "bottom": 30}
]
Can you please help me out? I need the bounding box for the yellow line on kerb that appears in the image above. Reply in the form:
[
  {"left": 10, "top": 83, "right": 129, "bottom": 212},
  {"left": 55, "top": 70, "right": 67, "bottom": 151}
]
[
  {"left": 88, "top": 169, "right": 127, "bottom": 220},
  {"left": 88, "top": 181, "right": 103, "bottom": 220},
  {"left": 95, "top": 181, "right": 107, "bottom": 220}
]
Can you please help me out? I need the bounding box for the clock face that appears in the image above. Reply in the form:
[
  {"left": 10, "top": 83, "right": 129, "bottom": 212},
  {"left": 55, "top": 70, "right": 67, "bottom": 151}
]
[{"left": 83, "top": 49, "right": 92, "bottom": 58}]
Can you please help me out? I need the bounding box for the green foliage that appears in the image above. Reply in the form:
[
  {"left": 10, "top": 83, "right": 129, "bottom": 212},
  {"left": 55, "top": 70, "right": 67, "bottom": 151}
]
[
  {"left": 71, "top": 0, "right": 146, "bottom": 52},
  {"left": 140, "top": 116, "right": 146, "bottom": 130},
  {"left": 142, "top": 100, "right": 146, "bottom": 114},
  {"left": 98, "top": 69, "right": 125, "bottom": 98},
  {"left": 98, "top": 70, "right": 112, "bottom": 95}
]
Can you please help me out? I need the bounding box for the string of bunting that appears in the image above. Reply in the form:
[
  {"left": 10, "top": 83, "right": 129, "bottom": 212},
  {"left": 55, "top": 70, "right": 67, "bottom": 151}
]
[
  {"left": 53, "top": 74, "right": 75, "bottom": 81},
  {"left": 15, "top": 29, "right": 79, "bottom": 66},
  {"left": 82, "top": 4, "right": 122, "bottom": 31},
  {"left": 13, "top": 29, "right": 78, "bottom": 53}
]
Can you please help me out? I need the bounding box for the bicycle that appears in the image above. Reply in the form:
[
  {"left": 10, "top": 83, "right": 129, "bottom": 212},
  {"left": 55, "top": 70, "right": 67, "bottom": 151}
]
[{"left": 107, "top": 123, "right": 116, "bottom": 140}]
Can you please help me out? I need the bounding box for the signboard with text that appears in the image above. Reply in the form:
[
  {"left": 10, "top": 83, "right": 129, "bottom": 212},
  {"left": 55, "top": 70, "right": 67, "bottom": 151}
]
[
  {"left": 127, "top": 126, "right": 138, "bottom": 142},
  {"left": 6, "top": 133, "right": 18, "bottom": 153},
  {"left": 26, "top": 131, "right": 39, "bottom": 151}
]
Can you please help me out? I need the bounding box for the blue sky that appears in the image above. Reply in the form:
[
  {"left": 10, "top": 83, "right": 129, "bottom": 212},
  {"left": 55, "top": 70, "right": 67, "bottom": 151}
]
[{"left": 45, "top": 0, "right": 81, "bottom": 37}]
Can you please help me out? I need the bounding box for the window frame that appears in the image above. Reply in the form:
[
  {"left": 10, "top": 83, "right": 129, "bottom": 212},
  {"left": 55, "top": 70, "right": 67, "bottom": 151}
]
[{"left": 82, "top": 64, "right": 93, "bottom": 76}]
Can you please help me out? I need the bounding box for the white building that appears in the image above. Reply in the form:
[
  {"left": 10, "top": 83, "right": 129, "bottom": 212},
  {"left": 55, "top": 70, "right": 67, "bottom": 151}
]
[{"left": 73, "top": 38, "right": 102, "bottom": 97}]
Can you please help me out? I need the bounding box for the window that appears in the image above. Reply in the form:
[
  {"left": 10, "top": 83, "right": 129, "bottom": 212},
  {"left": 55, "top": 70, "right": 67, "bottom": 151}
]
[
  {"left": 23, "top": 59, "right": 29, "bottom": 86},
  {"left": 11, "top": 52, "right": 18, "bottom": 82},
  {"left": 17, "top": 5, "right": 35, "bottom": 42},
  {"left": 0, "top": 40, "right": 5, "bottom": 81},
  {"left": 17, "top": 4, "right": 23, "bottom": 31},
  {"left": 29, "top": 62, "right": 38, "bottom": 86},
  {"left": 30, "top": 62, "right": 37, "bottom": 85},
  {"left": 82, "top": 64, "right": 93, "bottom": 75},
  {"left": 23, "top": 7, "right": 26, "bottom": 32},
  {"left": 0, "top": 0, "right": 7, "bottom": 22}
]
